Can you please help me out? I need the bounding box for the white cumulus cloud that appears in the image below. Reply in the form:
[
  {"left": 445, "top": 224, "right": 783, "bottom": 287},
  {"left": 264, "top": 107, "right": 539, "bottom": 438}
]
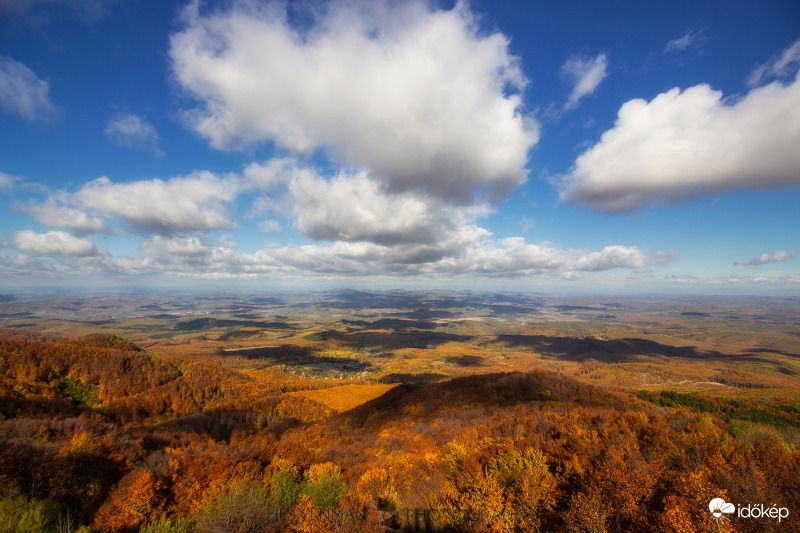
[
  {"left": 562, "top": 53, "right": 608, "bottom": 109},
  {"left": 137, "top": 239, "right": 663, "bottom": 279},
  {"left": 105, "top": 113, "right": 162, "bottom": 155},
  {"left": 735, "top": 250, "right": 797, "bottom": 266},
  {"left": 13, "top": 230, "right": 100, "bottom": 257},
  {"left": 289, "top": 170, "right": 475, "bottom": 247},
  {"left": 0, "top": 171, "right": 20, "bottom": 190},
  {"left": 560, "top": 73, "right": 800, "bottom": 212},
  {"left": 0, "top": 55, "right": 58, "bottom": 121},
  {"left": 569, "top": 245, "right": 650, "bottom": 272},
  {"left": 3, "top": 231, "right": 673, "bottom": 281},
  {"left": 242, "top": 158, "right": 493, "bottom": 254},
  {"left": 137, "top": 235, "right": 215, "bottom": 270},
  {"left": 244, "top": 158, "right": 313, "bottom": 191},
  {"left": 73, "top": 172, "right": 240, "bottom": 234},
  {"left": 22, "top": 198, "right": 106, "bottom": 233},
  {"left": 428, "top": 239, "right": 664, "bottom": 277},
  {"left": 437, "top": 238, "right": 570, "bottom": 275},
  {"left": 170, "top": 0, "right": 537, "bottom": 205}
]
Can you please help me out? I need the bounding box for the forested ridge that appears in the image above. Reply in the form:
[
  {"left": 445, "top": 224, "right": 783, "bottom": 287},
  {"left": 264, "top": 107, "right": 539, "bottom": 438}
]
[{"left": 1, "top": 330, "right": 797, "bottom": 532}]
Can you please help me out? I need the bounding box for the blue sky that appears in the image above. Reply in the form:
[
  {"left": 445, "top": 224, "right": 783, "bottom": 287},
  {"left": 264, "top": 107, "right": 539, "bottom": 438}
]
[{"left": 1, "top": 0, "right": 799, "bottom": 294}]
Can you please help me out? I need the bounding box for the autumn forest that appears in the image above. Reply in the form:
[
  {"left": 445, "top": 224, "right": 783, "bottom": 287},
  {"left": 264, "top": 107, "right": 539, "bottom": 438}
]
[{"left": 0, "top": 290, "right": 798, "bottom": 532}]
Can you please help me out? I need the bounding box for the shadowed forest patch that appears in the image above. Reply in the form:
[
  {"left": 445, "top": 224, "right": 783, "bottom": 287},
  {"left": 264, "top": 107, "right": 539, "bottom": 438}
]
[{"left": 445, "top": 354, "right": 487, "bottom": 367}]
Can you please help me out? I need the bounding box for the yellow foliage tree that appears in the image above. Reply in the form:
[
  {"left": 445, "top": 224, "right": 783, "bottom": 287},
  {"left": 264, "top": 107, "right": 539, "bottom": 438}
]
[
  {"left": 487, "top": 446, "right": 557, "bottom": 533},
  {"left": 302, "top": 463, "right": 345, "bottom": 509},
  {"left": 283, "top": 494, "right": 334, "bottom": 533},
  {"left": 356, "top": 467, "right": 400, "bottom": 511},
  {"left": 92, "top": 468, "right": 168, "bottom": 533}
]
